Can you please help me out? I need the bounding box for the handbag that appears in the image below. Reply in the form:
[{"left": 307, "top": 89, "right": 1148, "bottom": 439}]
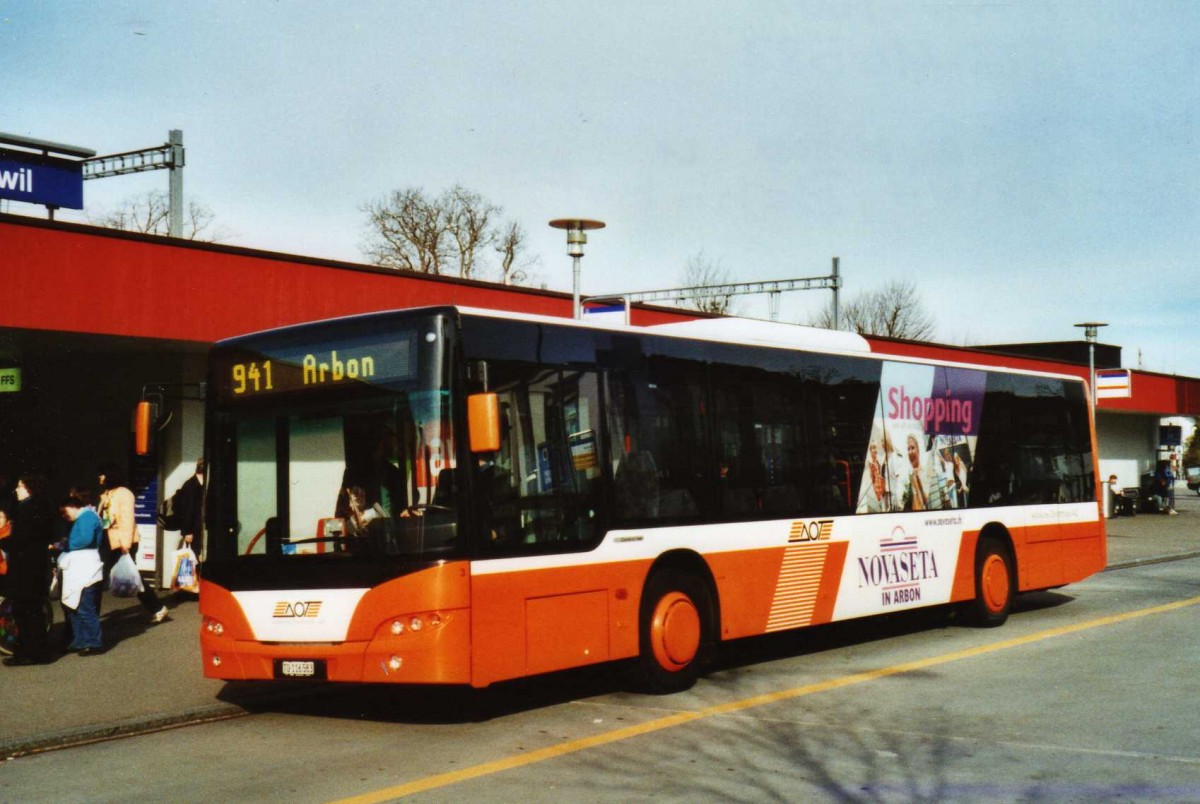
[
  {"left": 108, "top": 552, "right": 145, "bottom": 598},
  {"left": 171, "top": 546, "right": 199, "bottom": 594}
]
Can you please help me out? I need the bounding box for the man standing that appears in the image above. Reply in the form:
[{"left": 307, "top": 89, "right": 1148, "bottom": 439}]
[
  {"left": 173, "top": 459, "right": 205, "bottom": 558},
  {"left": 4, "top": 475, "right": 56, "bottom": 665}
]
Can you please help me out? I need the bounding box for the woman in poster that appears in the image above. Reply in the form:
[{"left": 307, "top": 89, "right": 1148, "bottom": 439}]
[{"left": 903, "top": 435, "right": 929, "bottom": 511}]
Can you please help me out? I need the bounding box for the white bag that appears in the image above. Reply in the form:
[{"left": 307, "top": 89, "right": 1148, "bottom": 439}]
[{"left": 108, "top": 553, "right": 144, "bottom": 598}]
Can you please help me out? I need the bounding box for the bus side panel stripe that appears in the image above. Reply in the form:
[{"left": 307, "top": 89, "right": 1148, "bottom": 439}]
[
  {"left": 809, "top": 541, "right": 848, "bottom": 626},
  {"left": 765, "top": 543, "right": 829, "bottom": 632}
]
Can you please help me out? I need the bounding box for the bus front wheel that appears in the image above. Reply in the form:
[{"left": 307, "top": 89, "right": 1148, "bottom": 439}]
[
  {"left": 966, "top": 537, "right": 1014, "bottom": 628},
  {"left": 635, "top": 570, "right": 711, "bottom": 694}
]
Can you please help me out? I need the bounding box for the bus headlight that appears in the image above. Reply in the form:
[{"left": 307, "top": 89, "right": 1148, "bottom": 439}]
[
  {"left": 384, "top": 612, "right": 448, "bottom": 639},
  {"left": 204, "top": 618, "right": 225, "bottom": 636}
]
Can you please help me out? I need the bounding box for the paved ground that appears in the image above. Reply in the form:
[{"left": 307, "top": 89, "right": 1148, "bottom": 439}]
[
  {"left": 1104, "top": 480, "right": 1200, "bottom": 568},
  {"left": 1, "top": 487, "right": 1197, "bottom": 759}
]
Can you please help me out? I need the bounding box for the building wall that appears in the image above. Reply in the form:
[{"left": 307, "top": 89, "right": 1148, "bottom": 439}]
[
  {"left": 1097, "top": 413, "right": 1159, "bottom": 488},
  {"left": 0, "top": 330, "right": 200, "bottom": 495},
  {"left": 1, "top": 215, "right": 696, "bottom": 344}
]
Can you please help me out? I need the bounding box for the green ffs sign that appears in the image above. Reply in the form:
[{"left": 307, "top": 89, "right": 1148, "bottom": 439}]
[{"left": 0, "top": 368, "right": 20, "bottom": 393}]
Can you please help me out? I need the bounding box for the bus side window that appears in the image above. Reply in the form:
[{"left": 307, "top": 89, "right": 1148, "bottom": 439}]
[
  {"left": 605, "top": 361, "right": 706, "bottom": 525},
  {"left": 711, "top": 369, "right": 806, "bottom": 521},
  {"left": 479, "top": 363, "right": 602, "bottom": 554}
]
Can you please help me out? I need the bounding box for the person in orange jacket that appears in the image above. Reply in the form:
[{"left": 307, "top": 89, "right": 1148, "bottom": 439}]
[{"left": 97, "top": 463, "right": 169, "bottom": 624}]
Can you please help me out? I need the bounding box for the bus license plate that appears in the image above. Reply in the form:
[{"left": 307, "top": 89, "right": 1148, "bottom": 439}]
[{"left": 274, "top": 659, "right": 326, "bottom": 679}]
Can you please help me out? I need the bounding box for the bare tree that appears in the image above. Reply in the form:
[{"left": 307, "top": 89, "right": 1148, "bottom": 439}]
[
  {"left": 495, "top": 220, "right": 540, "bottom": 286},
  {"left": 445, "top": 185, "right": 498, "bottom": 279},
  {"left": 361, "top": 187, "right": 449, "bottom": 274},
  {"left": 90, "top": 190, "right": 224, "bottom": 241},
  {"left": 810, "top": 278, "right": 935, "bottom": 340},
  {"left": 676, "top": 252, "right": 740, "bottom": 315},
  {"left": 362, "top": 184, "right": 531, "bottom": 283}
]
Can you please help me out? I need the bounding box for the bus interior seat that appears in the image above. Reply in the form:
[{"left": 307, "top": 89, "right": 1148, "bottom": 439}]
[
  {"left": 614, "top": 450, "right": 660, "bottom": 519},
  {"left": 723, "top": 487, "right": 758, "bottom": 516},
  {"left": 657, "top": 488, "right": 698, "bottom": 518},
  {"left": 763, "top": 485, "right": 801, "bottom": 515}
]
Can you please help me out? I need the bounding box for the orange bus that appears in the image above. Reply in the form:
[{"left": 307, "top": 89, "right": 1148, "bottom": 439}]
[{"left": 197, "top": 306, "right": 1105, "bottom": 692}]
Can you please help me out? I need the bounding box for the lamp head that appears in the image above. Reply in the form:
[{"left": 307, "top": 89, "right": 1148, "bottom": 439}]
[
  {"left": 549, "top": 218, "right": 606, "bottom": 258},
  {"left": 1074, "top": 321, "right": 1108, "bottom": 341}
]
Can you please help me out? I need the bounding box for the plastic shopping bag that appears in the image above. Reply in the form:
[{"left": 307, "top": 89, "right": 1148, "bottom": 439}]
[
  {"left": 48, "top": 563, "right": 62, "bottom": 601},
  {"left": 108, "top": 553, "right": 145, "bottom": 598},
  {"left": 171, "top": 547, "right": 199, "bottom": 594}
]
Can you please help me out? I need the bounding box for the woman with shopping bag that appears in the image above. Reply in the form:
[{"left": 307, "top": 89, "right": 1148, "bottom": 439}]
[{"left": 97, "top": 463, "right": 169, "bottom": 624}]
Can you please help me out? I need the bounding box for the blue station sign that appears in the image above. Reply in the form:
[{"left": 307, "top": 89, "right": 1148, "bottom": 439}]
[{"left": 0, "top": 149, "right": 84, "bottom": 209}]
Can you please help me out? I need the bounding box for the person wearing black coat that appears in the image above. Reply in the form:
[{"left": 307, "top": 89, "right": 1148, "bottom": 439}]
[
  {"left": 4, "top": 474, "right": 56, "bottom": 666},
  {"left": 173, "top": 459, "right": 205, "bottom": 558}
]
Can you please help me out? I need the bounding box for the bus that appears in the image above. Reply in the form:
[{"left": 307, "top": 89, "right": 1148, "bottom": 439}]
[{"left": 195, "top": 306, "right": 1105, "bottom": 692}]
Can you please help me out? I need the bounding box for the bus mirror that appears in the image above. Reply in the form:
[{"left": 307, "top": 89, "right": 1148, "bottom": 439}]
[
  {"left": 468, "top": 393, "right": 501, "bottom": 453},
  {"left": 135, "top": 400, "right": 156, "bottom": 456}
]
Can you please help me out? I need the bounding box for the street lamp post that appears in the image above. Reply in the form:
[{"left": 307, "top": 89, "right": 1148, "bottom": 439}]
[
  {"left": 549, "top": 218, "right": 606, "bottom": 320},
  {"left": 1074, "top": 321, "right": 1108, "bottom": 409}
]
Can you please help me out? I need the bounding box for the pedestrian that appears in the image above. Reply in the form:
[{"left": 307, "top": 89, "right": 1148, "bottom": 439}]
[
  {"left": 54, "top": 487, "right": 98, "bottom": 647},
  {"left": 0, "top": 505, "right": 11, "bottom": 566},
  {"left": 58, "top": 495, "right": 104, "bottom": 655},
  {"left": 1107, "top": 474, "right": 1134, "bottom": 517},
  {"left": 97, "top": 463, "right": 169, "bottom": 624},
  {"left": 3, "top": 474, "right": 56, "bottom": 666},
  {"left": 0, "top": 505, "right": 11, "bottom": 585},
  {"left": 1153, "top": 460, "right": 1178, "bottom": 516},
  {"left": 172, "top": 458, "right": 205, "bottom": 558}
]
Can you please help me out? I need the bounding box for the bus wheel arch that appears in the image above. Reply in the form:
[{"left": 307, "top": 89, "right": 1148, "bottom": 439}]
[
  {"left": 965, "top": 524, "right": 1016, "bottom": 627},
  {"left": 634, "top": 552, "right": 719, "bottom": 694}
]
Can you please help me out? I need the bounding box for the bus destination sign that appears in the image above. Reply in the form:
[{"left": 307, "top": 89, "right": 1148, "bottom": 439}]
[{"left": 218, "top": 334, "right": 415, "bottom": 401}]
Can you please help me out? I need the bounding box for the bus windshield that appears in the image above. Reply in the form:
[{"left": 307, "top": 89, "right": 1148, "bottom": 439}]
[{"left": 207, "top": 315, "right": 460, "bottom": 563}]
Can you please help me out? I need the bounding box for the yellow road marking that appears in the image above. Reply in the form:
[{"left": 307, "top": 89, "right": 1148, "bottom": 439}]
[{"left": 332, "top": 594, "right": 1200, "bottom": 803}]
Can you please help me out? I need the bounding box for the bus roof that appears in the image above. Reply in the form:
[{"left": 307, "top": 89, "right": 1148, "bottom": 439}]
[
  {"left": 454, "top": 307, "right": 1087, "bottom": 385},
  {"left": 646, "top": 317, "right": 871, "bottom": 353},
  {"left": 216, "top": 305, "right": 1086, "bottom": 387}
]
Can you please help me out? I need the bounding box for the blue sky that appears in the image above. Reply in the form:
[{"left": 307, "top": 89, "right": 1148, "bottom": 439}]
[{"left": 4, "top": 1, "right": 1199, "bottom": 373}]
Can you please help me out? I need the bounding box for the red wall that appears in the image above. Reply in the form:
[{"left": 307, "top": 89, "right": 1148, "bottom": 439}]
[
  {"left": 0, "top": 215, "right": 694, "bottom": 343},
  {"left": 5, "top": 214, "right": 1198, "bottom": 417}
]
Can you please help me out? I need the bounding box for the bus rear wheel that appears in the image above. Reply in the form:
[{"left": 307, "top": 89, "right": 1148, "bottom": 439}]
[
  {"left": 635, "top": 570, "right": 711, "bottom": 694},
  {"left": 966, "top": 537, "right": 1014, "bottom": 627}
]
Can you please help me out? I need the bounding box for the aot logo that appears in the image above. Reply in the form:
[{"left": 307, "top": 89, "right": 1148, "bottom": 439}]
[
  {"left": 273, "top": 601, "right": 323, "bottom": 618},
  {"left": 789, "top": 519, "right": 833, "bottom": 543}
]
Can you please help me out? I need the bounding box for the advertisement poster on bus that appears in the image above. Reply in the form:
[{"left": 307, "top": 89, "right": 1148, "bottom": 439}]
[{"left": 856, "top": 362, "right": 986, "bottom": 514}]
